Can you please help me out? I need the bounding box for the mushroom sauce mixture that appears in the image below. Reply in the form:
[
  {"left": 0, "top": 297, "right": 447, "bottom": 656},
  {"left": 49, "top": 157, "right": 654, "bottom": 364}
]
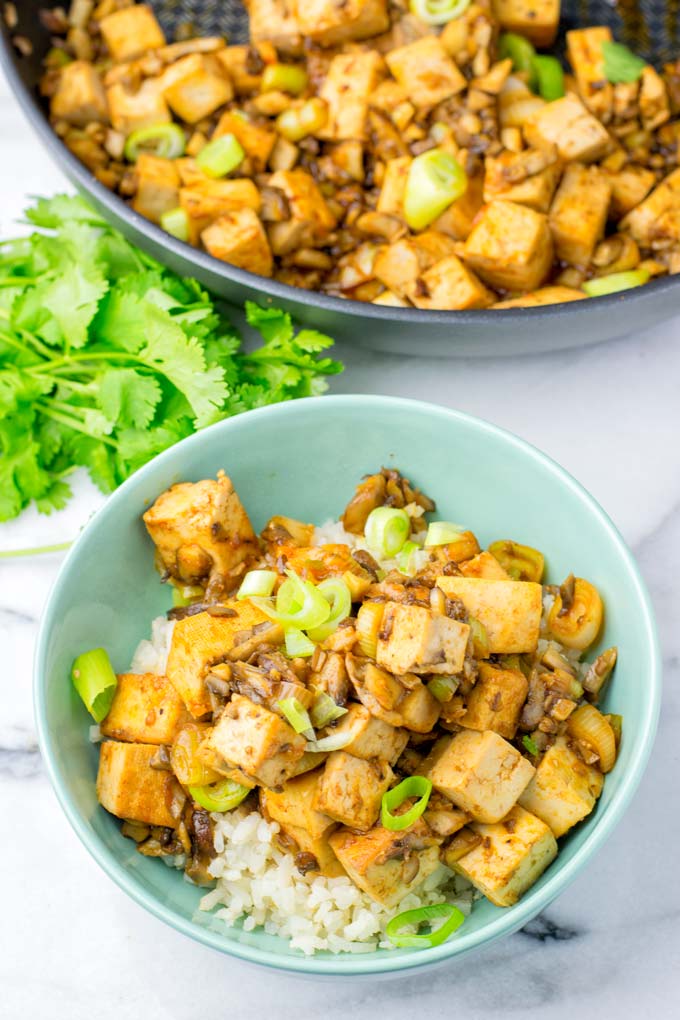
[
  {"left": 78, "top": 469, "right": 621, "bottom": 946},
  {"left": 39, "top": 0, "right": 680, "bottom": 309}
]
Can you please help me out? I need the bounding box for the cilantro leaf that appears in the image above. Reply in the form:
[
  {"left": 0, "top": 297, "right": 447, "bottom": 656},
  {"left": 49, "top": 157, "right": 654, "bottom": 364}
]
[
  {"left": 43, "top": 262, "right": 109, "bottom": 348},
  {"left": 601, "top": 41, "right": 646, "bottom": 84},
  {"left": 97, "top": 369, "right": 162, "bottom": 429},
  {"left": 245, "top": 301, "right": 293, "bottom": 344}
]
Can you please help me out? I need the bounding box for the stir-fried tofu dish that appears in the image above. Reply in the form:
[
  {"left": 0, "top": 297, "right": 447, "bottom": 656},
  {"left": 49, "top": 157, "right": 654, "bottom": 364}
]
[
  {"left": 73, "top": 469, "right": 621, "bottom": 953},
  {"left": 40, "top": 1, "right": 680, "bottom": 308}
]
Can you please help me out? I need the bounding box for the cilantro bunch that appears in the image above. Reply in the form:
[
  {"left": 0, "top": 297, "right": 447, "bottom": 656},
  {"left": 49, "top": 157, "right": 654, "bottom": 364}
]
[{"left": 0, "top": 195, "right": 342, "bottom": 522}]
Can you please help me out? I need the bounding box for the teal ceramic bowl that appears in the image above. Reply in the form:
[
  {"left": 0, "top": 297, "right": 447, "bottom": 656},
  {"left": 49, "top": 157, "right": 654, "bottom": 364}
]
[{"left": 35, "top": 396, "right": 661, "bottom": 977}]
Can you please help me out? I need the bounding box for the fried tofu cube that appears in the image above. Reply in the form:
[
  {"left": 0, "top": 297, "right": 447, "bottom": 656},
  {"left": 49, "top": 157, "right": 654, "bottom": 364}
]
[
  {"left": 50, "top": 61, "right": 109, "bottom": 127},
  {"left": 202, "top": 209, "right": 274, "bottom": 276},
  {"left": 377, "top": 156, "right": 411, "bottom": 215},
  {"left": 608, "top": 165, "right": 656, "bottom": 220},
  {"left": 461, "top": 663, "right": 528, "bottom": 739},
  {"left": 411, "top": 255, "right": 494, "bottom": 310},
  {"left": 460, "top": 551, "right": 511, "bottom": 580},
  {"left": 493, "top": 285, "right": 586, "bottom": 307},
  {"left": 179, "top": 179, "right": 261, "bottom": 243},
  {"left": 132, "top": 154, "right": 180, "bottom": 224},
  {"left": 386, "top": 36, "right": 466, "bottom": 109},
  {"left": 425, "top": 730, "right": 535, "bottom": 823},
  {"left": 327, "top": 704, "right": 408, "bottom": 764},
  {"left": 549, "top": 163, "right": 612, "bottom": 266},
  {"left": 164, "top": 57, "right": 233, "bottom": 123},
  {"left": 244, "top": 0, "right": 302, "bottom": 54},
  {"left": 295, "top": 0, "right": 389, "bottom": 46},
  {"left": 100, "top": 673, "right": 189, "bottom": 745},
  {"left": 106, "top": 80, "right": 170, "bottom": 134},
  {"left": 376, "top": 602, "right": 471, "bottom": 676},
  {"left": 143, "top": 475, "right": 258, "bottom": 585},
  {"left": 397, "top": 681, "right": 442, "bottom": 733},
  {"left": 621, "top": 167, "right": 680, "bottom": 247},
  {"left": 492, "top": 0, "right": 559, "bottom": 47},
  {"left": 450, "top": 804, "right": 557, "bottom": 906},
  {"left": 464, "top": 201, "right": 553, "bottom": 292},
  {"left": 216, "top": 42, "right": 277, "bottom": 94},
  {"left": 432, "top": 174, "right": 485, "bottom": 241},
  {"left": 483, "top": 151, "right": 562, "bottom": 213},
  {"left": 97, "top": 741, "right": 182, "bottom": 828},
  {"left": 329, "top": 821, "right": 441, "bottom": 906},
  {"left": 639, "top": 66, "right": 670, "bottom": 131},
  {"left": 525, "top": 94, "right": 611, "bottom": 164},
  {"left": 436, "top": 577, "right": 543, "bottom": 654},
  {"left": 214, "top": 111, "right": 276, "bottom": 172},
  {"left": 519, "top": 735, "right": 604, "bottom": 837},
  {"left": 373, "top": 232, "right": 457, "bottom": 300},
  {"left": 260, "top": 768, "right": 343, "bottom": 875},
  {"left": 319, "top": 51, "right": 385, "bottom": 141},
  {"left": 267, "top": 169, "right": 337, "bottom": 251},
  {"left": 99, "top": 4, "right": 165, "bottom": 62},
  {"left": 207, "top": 694, "right": 307, "bottom": 786},
  {"left": 566, "top": 27, "right": 613, "bottom": 121},
  {"left": 315, "top": 752, "right": 393, "bottom": 830}
]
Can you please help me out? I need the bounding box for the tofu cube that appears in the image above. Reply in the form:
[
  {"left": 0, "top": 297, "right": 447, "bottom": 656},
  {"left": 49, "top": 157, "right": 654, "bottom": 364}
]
[
  {"left": 460, "top": 551, "right": 511, "bottom": 580},
  {"left": 412, "top": 255, "right": 494, "bottom": 310},
  {"left": 327, "top": 704, "right": 408, "bottom": 764},
  {"left": 106, "top": 80, "right": 170, "bottom": 135},
  {"left": 461, "top": 663, "right": 528, "bottom": 739},
  {"left": 214, "top": 111, "right": 276, "bottom": 172},
  {"left": 377, "top": 156, "right": 412, "bottom": 215},
  {"left": 143, "top": 475, "right": 258, "bottom": 584},
  {"left": 314, "top": 751, "right": 393, "bottom": 830},
  {"left": 132, "top": 154, "right": 180, "bottom": 224},
  {"left": 216, "top": 42, "right": 278, "bottom": 95},
  {"left": 100, "top": 673, "right": 189, "bottom": 745},
  {"left": 329, "top": 821, "right": 441, "bottom": 906},
  {"left": 549, "top": 163, "right": 612, "bottom": 266},
  {"left": 386, "top": 36, "right": 466, "bottom": 109},
  {"left": 373, "top": 232, "right": 457, "bottom": 300},
  {"left": 494, "top": 285, "right": 586, "bottom": 308},
  {"left": 436, "top": 577, "right": 543, "bottom": 654},
  {"left": 320, "top": 51, "right": 385, "bottom": 141},
  {"left": 397, "top": 681, "right": 442, "bottom": 733},
  {"left": 621, "top": 167, "right": 680, "bottom": 248},
  {"left": 295, "top": 0, "right": 389, "bottom": 46},
  {"left": 639, "top": 66, "right": 670, "bottom": 132},
  {"left": 180, "top": 179, "right": 261, "bottom": 244},
  {"left": 164, "top": 57, "right": 233, "bottom": 123},
  {"left": 524, "top": 94, "right": 611, "bottom": 164},
  {"left": 99, "top": 5, "right": 165, "bottom": 62},
  {"left": 97, "top": 741, "right": 182, "bottom": 828},
  {"left": 566, "top": 27, "right": 613, "bottom": 121},
  {"left": 424, "top": 730, "right": 535, "bottom": 822},
  {"left": 267, "top": 169, "right": 337, "bottom": 251},
  {"left": 376, "top": 602, "right": 471, "bottom": 676},
  {"left": 451, "top": 804, "right": 558, "bottom": 906},
  {"left": 464, "top": 200, "right": 554, "bottom": 292},
  {"left": 483, "top": 151, "right": 562, "bottom": 213},
  {"left": 432, "top": 174, "right": 485, "bottom": 241},
  {"left": 492, "top": 0, "right": 559, "bottom": 47},
  {"left": 202, "top": 209, "right": 274, "bottom": 276},
  {"left": 260, "top": 768, "right": 343, "bottom": 876},
  {"left": 608, "top": 165, "right": 656, "bottom": 220},
  {"left": 244, "top": 0, "right": 303, "bottom": 54},
  {"left": 518, "top": 735, "right": 604, "bottom": 837},
  {"left": 50, "top": 61, "right": 109, "bottom": 128},
  {"left": 207, "top": 694, "right": 307, "bottom": 787}
]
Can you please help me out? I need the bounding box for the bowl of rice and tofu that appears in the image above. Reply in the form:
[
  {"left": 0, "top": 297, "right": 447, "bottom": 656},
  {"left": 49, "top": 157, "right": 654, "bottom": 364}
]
[{"left": 34, "top": 395, "right": 661, "bottom": 973}]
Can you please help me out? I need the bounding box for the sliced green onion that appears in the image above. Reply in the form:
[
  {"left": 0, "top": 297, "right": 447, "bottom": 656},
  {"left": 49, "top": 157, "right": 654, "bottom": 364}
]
[
  {"left": 124, "top": 123, "right": 186, "bottom": 162},
  {"left": 71, "top": 648, "right": 117, "bottom": 723},
  {"left": 523, "top": 734, "right": 539, "bottom": 756},
  {"left": 403, "top": 149, "right": 468, "bottom": 231},
  {"left": 189, "top": 778, "right": 250, "bottom": 813},
  {"left": 284, "top": 628, "right": 317, "bottom": 658},
  {"left": 385, "top": 903, "right": 465, "bottom": 948},
  {"left": 237, "top": 569, "right": 278, "bottom": 600},
  {"left": 397, "top": 540, "right": 421, "bottom": 576},
  {"left": 499, "top": 33, "right": 537, "bottom": 89},
  {"left": 601, "top": 40, "right": 646, "bottom": 84},
  {"left": 427, "top": 674, "right": 459, "bottom": 703},
  {"left": 160, "top": 207, "right": 190, "bottom": 242},
  {"left": 532, "top": 55, "right": 565, "bottom": 102},
  {"left": 424, "top": 521, "right": 466, "bottom": 547},
  {"left": 583, "top": 268, "right": 650, "bottom": 297},
  {"left": 261, "top": 62, "right": 308, "bottom": 95},
  {"left": 409, "top": 0, "right": 470, "bottom": 24},
  {"left": 310, "top": 689, "right": 348, "bottom": 729},
  {"left": 278, "top": 696, "right": 314, "bottom": 736},
  {"left": 469, "top": 616, "right": 490, "bottom": 659},
  {"left": 252, "top": 570, "right": 331, "bottom": 630},
  {"left": 365, "top": 506, "right": 411, "bottom": 558},
  {"left": 276, "top": 97, "right": 328, "bottom": 142},
  {"left": 196, "top": 133, "right": 245, "bottom": 178},
  {"left": 171, "top": 584, "right": 203, "bottom": 608},
  {"left": 305, "top": 730, "right": 354, "bottom": 752},
  {"left": 381, "top": 775, "right": 432, "bottom": 831},
  {"left": 307, "top": 577, "right": 352, "bottom": 642}
]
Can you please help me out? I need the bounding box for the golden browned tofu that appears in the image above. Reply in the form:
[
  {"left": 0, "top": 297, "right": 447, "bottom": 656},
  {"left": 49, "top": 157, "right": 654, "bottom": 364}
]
[
  {"left": 97, "top": 741, "right": 182, "bottom": 828},
  {"left": 432, "top": 175, "right": 485, "bottom": 242},
  {"left": 329, "top": 821, "right": 441, "bottom": 906},
  {"left": 207, "top": 694, "right": 307, "bottom": 786},
  {"left": 377, "top": 157, "right": 411, "bottom": 216},
  {"left": 319, "top": 51, "right": 385, "bottom": 141},
  {"left": 464, "top": 201, "right": 553, "bottom": 292},
  {"left": 524, "top": 94, "right": 611, "bottom": 164},
  {"left": 50, "top": 61, "right": 109, "bottom": 128},
  {"left": 327, "top": 704, "right": 408, "bottom": 764},
  {"left": 386, "top": 36, "right": 466, "bottom": 109},
  {"left": 494, "top": 285, "right": 586, "bottom": 308},
  {"left": 411, "top": 255, "right": 494, "bottom": 311},
  {"left": 267, "top": 169, "right": 337, "bottom": 252},
  {"left": 460, "top": 551, "right": 511, "bottom": 580},
  {"left": 492, "top": 0, "right": 559, "bottom": 47},
  {"left": 397, "top": 681, "right": 442, "bottom": 733},
  {"left": 608, "top": 165, "right": 656, "bottom": 220},
  {"left": 425, "top": 730, "right": 535, "bottom": 823},
  {"left": 639, "top": 66, "right": 670, "bottom": 131},
  {"left": 132, "top": 154, "right": 180, "bottom": 225},
  {"left": 314, "top": 751, "right": 393, "bottom": 830},
  {"left": 621, "top": 167, "right": 680, "bottom": 248},
  {"left": 100, "top": 673, "right": 189, "bottom": 745},
  {"left": 437, "top": 576, "right": 542, "bottom": 654},
  {"left": 295, "top": 0, "right": 389, "bottom": 46},
  {"left": 202, "top": 209, "right": 274, "bottom": 276},
  {"left": 179, "top": 179, "right": 261, "bottom": 244},
  {"left": 461, "top": 663, "right": 528, "bottom": 739},
  {"left": 483, "top": 150, "right": 561, "bottom": 213},
  {"left": 518, "top": 735, "right": 604, "bottom": 837},
  {"left": 549, "top": 163, "right": 612, "bottom": 266},
  {"left": 260, "top": 768, "right": 343, "bottom": 876},
  {"left": 143, "top": 475, "right": 258, "bottom": 585},
  {"left": 373, "top": 233, "right": 457, "bottom": 301},
  {"left": 106, "top": 80, "right": 171, "bottom": 135},
  {"left": 450, "top": 804, "right": 557, "bottom": 906},
  {"left": 376, "top": 602, "right": 471, "bottom": 676},
  {"left": 99, "top": 4, "right": 165, "bottom": 62},
  {"left": 164, "top": 56, "right": 233, "bottom": 123},
  {"left": 566, "top": 27, "right": 613, "bottom": 121},
  {"left": 214, "top": 111, "right": 276, "bottom": 172},
  {"left": 216, "top": 42, "right": 278, "bottom": 94},
  {"left": 244, "top": 0, "right": 302, "bottom": 54}
]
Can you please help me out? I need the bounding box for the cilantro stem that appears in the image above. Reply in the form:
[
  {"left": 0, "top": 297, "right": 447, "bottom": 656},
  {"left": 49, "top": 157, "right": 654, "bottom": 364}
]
[
  {"left": 0, "top": 541, "right": 72, "bottom": 559},
  {"left": 35, "top": 402, "right": 117, "bottom": 446},
  {"left": 0, "top": 322, "right": 55, "bottom": 361}
]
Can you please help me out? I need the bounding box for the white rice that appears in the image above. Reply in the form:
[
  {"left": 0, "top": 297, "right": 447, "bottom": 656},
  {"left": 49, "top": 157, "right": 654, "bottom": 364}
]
[{"left": 130, "top": 615, "right": 175, "bottom": 675}]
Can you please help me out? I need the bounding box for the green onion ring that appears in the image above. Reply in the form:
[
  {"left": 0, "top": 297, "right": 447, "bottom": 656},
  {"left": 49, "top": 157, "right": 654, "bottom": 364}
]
[
  {"left": 365, "top": 506, "right": 411, "bottom": 558},
  {"left": 237, "top": 569, "right": 278, "bottom": 600},
  {"left": 71, "top": 647, "right": 117, "bottom": 723},
  {"left": 307, "top": 576, "right": 352, "bottom": 641},
  {"left": 381, "top": 775, "right": 433, "bottom": 831},
  {"left": 124, "top": 123, "right": 186, "bottom": 162},
  {"left": 386, "top": 903, "right": 465, "bottom": 948},
  {"left": 189, "top": 778, "right": 250, "bottom": 813}
]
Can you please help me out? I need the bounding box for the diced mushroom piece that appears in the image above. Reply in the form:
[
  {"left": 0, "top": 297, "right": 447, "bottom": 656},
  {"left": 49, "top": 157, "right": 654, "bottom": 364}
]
[
  {"left": 621, "top": 167, "right": 680, "bottom": 248},
  {"left": 518, "top": 735, "right": 604, "bottom": 837},
  {"left": 411, "top": 255, "right": 494, "bottom": 311},
  {"left": 386, "top": 36, "right": 466, "bottom": 109},
  {"left": 608, "top": 164, "right": 656, "bottom": 220},
  {"left": 524, "top": 94, "right": 611, "bottom": 164},
  {"left": 99, "top": 4, "right": 165, "bottom": 62},
  {"left": 424, "top": 730, "right": 536, "bottom": 823},
  {"left": 566, "top": 27, "right": 614, "bottom": 122},
  {"left": 450, "top": 804, "right": 557, "bottom": 906},
  {"left": 549, "top": 163, "right": 612, "bottom": 267},
  {"left": 436, "top": 577, "right": 543, "bottom": 654},
  {"left": 50, "top": 60, "right": 109, "bottom": 127},
  {"left": 460, "top": 551, "right": 511, "bottom": 580},
  {"left": 493, "top": 285, "right": 586, "bottom": 307},
  {"left": 179, "top": 179, "right": 261, "bottom": 244},
  {"left": 97, "top": 741, "right": 184, "bottom": 828},
  {"left": 243, "top": 0, "right": 303, "bottom": 54},
  {"left": 106, "top": 80, "right": 171, "bottom": 134},
  {"left": 639, "top": 66, "right": 671, "bottom": 131},
  {"left": 267, "top": 169, "right": 337, "bottom": 252},
  {"left": 376, "top": 602, "right": 470, "bottom": 676},
  {"left": 326, "top": 704, "right": 408, "bottom": 764},
  {"left": 100, "top": 673, "right": 190, "bottom": 745},
  {"left": 214, "top": 111, "right": 276, "bottom": 172},
  {"left": 294, "top": 0, "right": 389, "bottom": 47},
  {"left": 460, "top": 662, "right": 528, "bottom": 739},
  {"left": 202, "top": 209, "right": 274, "bottom": 276},
  {"left": 314, "top": 751, "right": 393, "bottom": 830},
  {"left": 464, "top": 201, "right": 554, "bottom": 292},
  {"left": 132, "top": 154, "right": 180, "bottom": 224},
  {"left": 206, "top": 693, "right": 307, "bottom": 787},
  {"left": 260, "top": 769, "right": 343, "bottom": 876},
  {"left": 483, "top": 148, "right": 561, "bottom": 213},
  {"left": 320, "top": 51, "right": 386, "bottom": 141},
  {"left": 163, "top": 56, "right": 233, "bottom": 123},
  {"left": 492, "top": 0, "right": 559, "bottom": 47}
]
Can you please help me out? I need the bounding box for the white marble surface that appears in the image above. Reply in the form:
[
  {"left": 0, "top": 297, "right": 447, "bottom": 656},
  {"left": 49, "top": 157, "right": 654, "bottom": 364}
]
[{"left": 2, "top": 67, "right": 680, "bottom": 1019}]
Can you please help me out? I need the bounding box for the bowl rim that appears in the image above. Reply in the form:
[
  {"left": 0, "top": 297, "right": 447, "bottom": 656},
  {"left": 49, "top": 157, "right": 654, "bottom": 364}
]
[{"left": 33, "top": 395, "right": 662, "bottom": 977}]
